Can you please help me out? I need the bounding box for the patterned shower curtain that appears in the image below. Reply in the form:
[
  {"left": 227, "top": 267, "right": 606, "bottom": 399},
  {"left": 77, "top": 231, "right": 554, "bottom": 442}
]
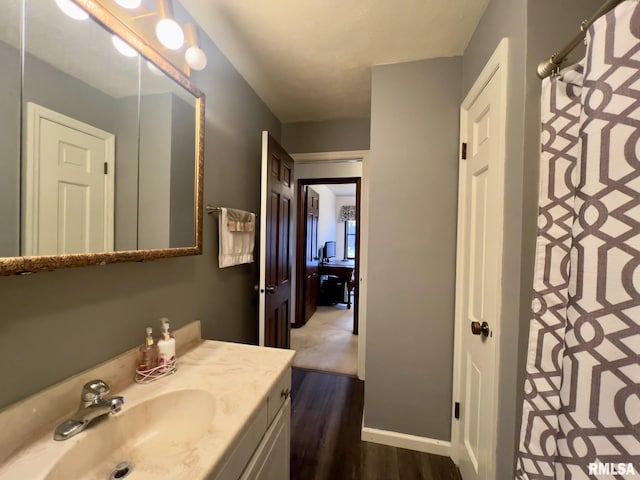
[{"left": 517, "top": 2, "right": 640, "bottom": 479}]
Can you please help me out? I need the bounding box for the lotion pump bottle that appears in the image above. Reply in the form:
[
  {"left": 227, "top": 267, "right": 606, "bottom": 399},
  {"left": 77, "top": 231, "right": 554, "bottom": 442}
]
[
  {"left": 157, "top": 318, "right": 176, "bottom": 373},
  {"left": 138, "top": 327, "right": 159, "bottom": 372}
]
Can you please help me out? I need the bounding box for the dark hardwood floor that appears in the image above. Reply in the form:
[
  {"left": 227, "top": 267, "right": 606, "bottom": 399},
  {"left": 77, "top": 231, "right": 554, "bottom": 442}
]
[{"left": 291, "top": 368, "right": 461, "bottom": 480}]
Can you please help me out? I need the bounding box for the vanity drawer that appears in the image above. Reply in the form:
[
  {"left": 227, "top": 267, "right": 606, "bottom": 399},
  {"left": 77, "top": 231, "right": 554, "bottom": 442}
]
[{"left": 267, "top": 369, "right": 291, "bottom": 425}]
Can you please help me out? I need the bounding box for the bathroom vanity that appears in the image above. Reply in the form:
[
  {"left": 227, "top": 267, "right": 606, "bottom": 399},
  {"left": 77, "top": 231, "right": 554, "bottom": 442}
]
[
  {"left": 0, "top": 321, "right": 295, "bottom": 479},
  {"left": 215, "top": 367, "right": 292, "bottom": 480}
]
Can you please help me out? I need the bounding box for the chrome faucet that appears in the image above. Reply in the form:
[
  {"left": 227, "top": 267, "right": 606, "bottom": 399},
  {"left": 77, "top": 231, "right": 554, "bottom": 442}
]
[{"left": 53, "top": 380, "right": 124, "bottom": 441}]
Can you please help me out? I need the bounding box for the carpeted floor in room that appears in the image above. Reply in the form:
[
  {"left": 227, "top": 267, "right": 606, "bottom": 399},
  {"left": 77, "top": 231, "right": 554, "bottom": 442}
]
[{"left": 290, "top": 305, "right": 358, "bottom": 376}]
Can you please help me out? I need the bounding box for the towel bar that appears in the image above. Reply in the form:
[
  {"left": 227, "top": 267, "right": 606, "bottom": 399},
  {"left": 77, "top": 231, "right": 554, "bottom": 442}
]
[{"left": 206, "top": 205, "right": 258, "bottom": 217}]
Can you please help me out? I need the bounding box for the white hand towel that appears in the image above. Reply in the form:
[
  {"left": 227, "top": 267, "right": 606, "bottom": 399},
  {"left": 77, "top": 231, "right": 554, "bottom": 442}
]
[{"left": 218, "top": 207, "right": 255, "bottom": 268}]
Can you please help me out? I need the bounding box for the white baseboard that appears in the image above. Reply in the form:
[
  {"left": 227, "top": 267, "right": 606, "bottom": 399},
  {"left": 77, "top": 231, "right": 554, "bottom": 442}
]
[{"left": 361, "top": 425, "right": 452, "bottom": 458}]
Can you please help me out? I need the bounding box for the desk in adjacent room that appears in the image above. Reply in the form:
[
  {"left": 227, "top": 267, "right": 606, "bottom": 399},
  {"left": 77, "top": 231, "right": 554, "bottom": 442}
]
[{"left": 318, "top": 261, "right": 355, "bottom": 309}]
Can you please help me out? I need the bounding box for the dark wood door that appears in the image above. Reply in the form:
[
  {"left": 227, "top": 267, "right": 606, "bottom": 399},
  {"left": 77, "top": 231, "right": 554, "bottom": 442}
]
[
  {"left": 264, "top": 134, "right": 294, "bottom": 349},
  {"left": 304, "top": 187, "right": 320, "bottom": 323}
]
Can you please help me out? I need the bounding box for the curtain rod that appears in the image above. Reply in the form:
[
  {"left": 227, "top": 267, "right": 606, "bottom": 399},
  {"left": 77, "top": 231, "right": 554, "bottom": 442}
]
[{"left": 537, "top": 0, "right": 624, "bottom": 79}]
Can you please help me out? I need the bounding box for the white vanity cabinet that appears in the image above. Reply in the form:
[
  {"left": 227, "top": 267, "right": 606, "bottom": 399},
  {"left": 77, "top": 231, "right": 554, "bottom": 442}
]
[
  {"left": 240, "top": 398, "right": 291, "bottom": 480},
  {"left": 214, "top": 368, "right": 292, "bottom": 480}
]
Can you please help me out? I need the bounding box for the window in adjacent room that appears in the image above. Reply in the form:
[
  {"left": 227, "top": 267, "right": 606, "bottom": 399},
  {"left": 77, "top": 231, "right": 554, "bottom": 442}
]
[{"left": 344, "top": 220, "right": 356, "bottom": 259}]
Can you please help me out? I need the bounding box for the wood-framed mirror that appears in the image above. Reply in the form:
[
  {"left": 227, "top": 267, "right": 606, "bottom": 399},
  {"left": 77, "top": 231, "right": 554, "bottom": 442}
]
[{"left": 0, "top": 0, "right": 205, "bottom": 276}]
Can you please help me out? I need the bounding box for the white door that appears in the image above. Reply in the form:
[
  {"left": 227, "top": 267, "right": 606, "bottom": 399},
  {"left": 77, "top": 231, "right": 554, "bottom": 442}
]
[
  {"left": 23, "top": 103, "right": 115, "bottom": 256},
  {"left": 452, "top": 39, "right": 508, "bottom": 480}
]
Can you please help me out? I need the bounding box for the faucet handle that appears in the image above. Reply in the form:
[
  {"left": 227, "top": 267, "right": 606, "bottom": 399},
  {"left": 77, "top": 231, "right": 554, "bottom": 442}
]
[
  {"left": 109, "top": 396, "right": 125, "bottom": 414},
  {"left": 81, "top": 379, "right": 110, "bottom": 404}
]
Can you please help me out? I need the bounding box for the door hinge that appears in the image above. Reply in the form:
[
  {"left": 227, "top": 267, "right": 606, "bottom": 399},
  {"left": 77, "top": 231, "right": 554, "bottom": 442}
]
[
  {"left": 461, "top": 143, "right": 467, "bottom": 160},
  {"left": 104, "top": 162, "right": 108, "bottom": 175},
  {"left": 454, "top": 402, "right": 460, "bottom": 419}
]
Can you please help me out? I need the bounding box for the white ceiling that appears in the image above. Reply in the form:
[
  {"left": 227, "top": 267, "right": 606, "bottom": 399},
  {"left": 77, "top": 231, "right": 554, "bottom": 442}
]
[
  {"left": 325, "top": 184, "right": 357, "bottom": 197},
  {"left": 179, "top": 0, "right": 489, "bottom": 123}
]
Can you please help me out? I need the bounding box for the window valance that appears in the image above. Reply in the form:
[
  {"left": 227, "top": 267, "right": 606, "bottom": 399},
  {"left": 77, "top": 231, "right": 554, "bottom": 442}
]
[{"left": 339, "top": 205, "right": 356, "bottom": 222}]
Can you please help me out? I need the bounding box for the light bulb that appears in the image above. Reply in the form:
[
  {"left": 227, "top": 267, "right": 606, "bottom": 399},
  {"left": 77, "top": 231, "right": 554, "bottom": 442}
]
[
  {"left": 115, "top": 0, "right": 142, "bottom": 8},
  {"left": 112, "top": 35, "right": 138, "bottom": 58},
  {"left": 185, "top": 45, "right": 207, "bottom": 71},
  {"left": 155, "top": 18, "right": 184, "bottom": 50},
  {"left": 55, "top": 0, "right": 89, "bottom": 20},
  {"left": 146, "top": 61, "right": 163, "bottom": 76}
]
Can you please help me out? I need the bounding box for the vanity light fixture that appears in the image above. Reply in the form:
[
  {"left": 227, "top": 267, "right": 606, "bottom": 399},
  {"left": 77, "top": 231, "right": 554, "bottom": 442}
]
[
  {"left": 112, "top": 35, "right": 139, "bottom": 57},
  {"left": 115, "top": 0, "right": 143, "bottom": 9},
  {"left": 56, "top": 0, "right": 89, "bottom": 20},
  {"left": 184, "top": 24, "right": 207, "bottom": 71},
  {"left": 155, "top": 0, "right": 184, "bottom": 50}
]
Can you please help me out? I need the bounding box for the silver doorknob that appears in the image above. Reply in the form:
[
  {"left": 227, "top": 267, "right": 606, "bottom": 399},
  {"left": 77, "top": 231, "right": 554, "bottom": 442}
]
[
  {"left": 265, "top": 285, "right": 276, "bottom": 294},
  {"left": 471, "top": 321, "right": 490, "bottom": 337}
]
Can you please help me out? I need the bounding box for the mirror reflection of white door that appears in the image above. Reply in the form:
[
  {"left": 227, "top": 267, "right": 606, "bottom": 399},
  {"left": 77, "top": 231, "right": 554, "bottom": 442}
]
[{"left": 23, "top": 103, "right": 115, "bottom": 256}]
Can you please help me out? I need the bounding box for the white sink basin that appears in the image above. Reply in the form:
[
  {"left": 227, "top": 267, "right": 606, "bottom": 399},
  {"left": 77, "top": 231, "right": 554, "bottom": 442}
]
[
  {"left": 0, "top": 339, "right": 295, "bottom": 480},
  {"left": 46, "top": 389, "right": 215, "bottom": 480}
]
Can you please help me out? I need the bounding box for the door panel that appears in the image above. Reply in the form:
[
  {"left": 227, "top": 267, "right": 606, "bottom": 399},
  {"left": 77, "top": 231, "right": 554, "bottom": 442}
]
[
  {"left": 277, "top": 304, "right": 289, "bottom": 349},
  {"left": 464, "top": 354, "right": 482, "bottom": 471},
  {"left": 26, "top": 106, "right": 115, "bottom": 256},
  {"left": 454, "top": 45, "right": 507, "bottom": 480},
  {"left": 42, "top": 121, "right": 106, "bottom": 255},
  {"left": 469, "top": 167, "right": 488, "bottom": 322},
  {"left": 57, "top": 182, "right": 89, "bottom": 253},
  {"left": 259, "top": 132, "right": 294, "bottom": 348},
  {"left": 279, "top": 196, "right": 291, "bottom": 284},
  {"left": 268, "top": 192, "right": 279, "bottom": 287}
]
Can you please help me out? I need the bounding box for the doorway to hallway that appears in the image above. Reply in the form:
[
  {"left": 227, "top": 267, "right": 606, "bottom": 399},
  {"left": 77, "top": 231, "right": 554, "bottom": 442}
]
[
  {"left": 288, "top": 150, "right": 369, "bottom": 380},
  {"left": 292, "top": 178, "right": 360, "bottom": 376}
]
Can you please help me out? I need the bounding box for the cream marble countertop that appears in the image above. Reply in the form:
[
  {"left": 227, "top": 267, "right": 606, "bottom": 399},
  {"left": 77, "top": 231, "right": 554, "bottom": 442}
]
[{"left": 0, "top": 338, "right": 295, "bottom": 479}]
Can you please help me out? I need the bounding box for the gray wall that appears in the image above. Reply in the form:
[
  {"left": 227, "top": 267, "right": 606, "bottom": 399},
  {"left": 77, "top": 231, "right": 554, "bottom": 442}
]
[
  {"left": 127, "top": 92, "right": 197, "bottom": 251},
  {"left": 282, "top": 118, "right": 370, "bottom": 153},
  {"left": 23, "top": 54, "right": 117, "bottom": 134},
  {"left": 138, "top": 93, "right": 173, "bottom": 250},
  {"left": 170, "top": 94, "right": 197, "bottom": 249},
  {"left": 0, "top": 40, "right": 21, "bottom": 258},
  {"left": 114, "top": 96, "right": 141, "bottom": 251},
  {"left": 0, "top": 12, "right": 281, "bottom": 409},
  {"left": 364, "top": 57, "right": 461, "bottom": 440},
  {"left": 114, "top": 92, "right": 197, "bottom": 251}
]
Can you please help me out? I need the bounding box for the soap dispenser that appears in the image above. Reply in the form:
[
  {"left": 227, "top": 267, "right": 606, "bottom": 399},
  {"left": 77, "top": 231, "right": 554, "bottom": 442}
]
[
  {"left": 138, "top": 327, "right": 159, "bottom": 373},
  {"left": 157, "top": 318, "right": 176, "bottom": 373}
]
